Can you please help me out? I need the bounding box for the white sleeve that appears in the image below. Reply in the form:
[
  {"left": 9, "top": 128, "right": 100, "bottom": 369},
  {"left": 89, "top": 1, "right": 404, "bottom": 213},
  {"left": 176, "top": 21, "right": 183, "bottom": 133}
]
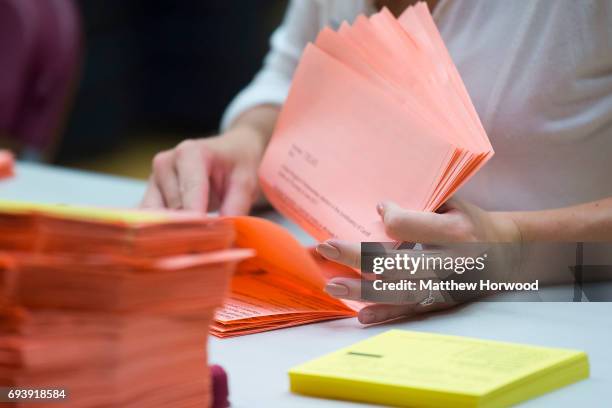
[{"left": 219, "top": 0, "right": 321, "bottom": 131}]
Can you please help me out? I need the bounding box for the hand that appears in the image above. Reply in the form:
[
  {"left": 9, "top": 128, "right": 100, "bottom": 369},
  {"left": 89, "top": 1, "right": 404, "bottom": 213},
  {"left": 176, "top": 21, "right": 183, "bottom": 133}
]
[
  {"left": 140, "top": 126, "right": 266, "bottom": 215},
  {"left": 316, "top": 199, "right": 522, "bottom": 324}
]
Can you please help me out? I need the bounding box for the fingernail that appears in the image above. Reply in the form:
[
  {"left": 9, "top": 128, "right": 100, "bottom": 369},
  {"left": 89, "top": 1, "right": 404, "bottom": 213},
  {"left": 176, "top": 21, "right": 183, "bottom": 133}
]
[
  {"left": 325, "top": 283, "right": 349, "bottom": 296},
  {"left": 360, "top": 310, "right": 377, "bottom": 324},
  {"left": 376, "top": 202, "right": 385, "bottom": 216},
  {"left": 317, "top": 242, "right": 340, "bottom": 260}
]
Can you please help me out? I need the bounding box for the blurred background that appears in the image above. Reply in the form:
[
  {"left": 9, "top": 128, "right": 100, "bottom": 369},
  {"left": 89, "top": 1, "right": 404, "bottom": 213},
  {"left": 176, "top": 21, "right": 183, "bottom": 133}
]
[{"left": 0, "top": 0, "right": 285, "bottom": 179}]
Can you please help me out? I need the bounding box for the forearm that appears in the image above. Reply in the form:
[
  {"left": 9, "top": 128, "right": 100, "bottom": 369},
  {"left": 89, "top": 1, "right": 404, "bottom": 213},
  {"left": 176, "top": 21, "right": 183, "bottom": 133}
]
[
  {"left": 499, "top": 198, "right": 612, "bottom": 242},
  {"left": 222, "top": 1, "right": 318, "bottom": 139}
]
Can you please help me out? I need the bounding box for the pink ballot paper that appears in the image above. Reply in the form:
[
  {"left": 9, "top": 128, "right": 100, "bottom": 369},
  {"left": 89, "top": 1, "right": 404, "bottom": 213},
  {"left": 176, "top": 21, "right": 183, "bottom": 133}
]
[
  {"left": 259, "top": 3, "right": 493, "bottom": 242},
  {"left": 0, "top": 150, "right": 15, "bottom": 180}
]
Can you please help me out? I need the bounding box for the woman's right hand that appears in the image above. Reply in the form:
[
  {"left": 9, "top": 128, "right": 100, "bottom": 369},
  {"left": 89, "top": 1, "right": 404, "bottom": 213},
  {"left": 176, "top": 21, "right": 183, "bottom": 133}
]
[{"left": 140, "top": 125, "right": 268, "bottom": 216}]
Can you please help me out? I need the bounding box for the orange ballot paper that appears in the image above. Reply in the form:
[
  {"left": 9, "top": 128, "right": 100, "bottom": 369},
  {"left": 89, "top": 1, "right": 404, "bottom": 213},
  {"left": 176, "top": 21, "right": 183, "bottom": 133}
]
[
  {"left": 259, "top": 3, "right": 493, "bottom": 242},
  {"left": 0, "top": 199, "right": 251, "bottom": 406},
  {"left": 211, "top": 216, "right": 360, "bottom": 338},
  {"left": 0, "top": 199, "right": 359, "bottom": 339}
]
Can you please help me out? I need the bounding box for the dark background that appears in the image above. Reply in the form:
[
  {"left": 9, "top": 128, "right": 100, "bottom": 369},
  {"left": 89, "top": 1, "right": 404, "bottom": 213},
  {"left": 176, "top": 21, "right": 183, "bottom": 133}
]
[{"left": 56, "top": 0, "right": 285, "bottom": 177}]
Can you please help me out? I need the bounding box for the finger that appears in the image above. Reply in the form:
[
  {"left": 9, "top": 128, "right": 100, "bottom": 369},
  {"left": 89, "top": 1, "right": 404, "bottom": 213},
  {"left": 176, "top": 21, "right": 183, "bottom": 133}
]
[
  {"left": 412, "top": 299, "right": 456, "bottom": 315},
  {"left": 206, "top": 165, "right": 227, "bottom": 213},
  {"left": 358, "top": 304, "right": 418, "bottom": 324},
  {"left": 175, "top": 140, "right": 210, "bottom": 212},
  {"left": 152, "top": 150, "right": 182, "bottom": 209},
  {"left": 140, "top": 177, "right": 164, "bottom": 208},
  {"left": 324, "top": 277, "right": 361, "bottom": 300},
  {"left": 379, "top": 201, "right": 462, "bottom": 243},
  {"left": 325, "top": 276, "right": 429, "bottom": 305},
  {"left": 359, "top": 298, "right": 456, "bottom": 324},
  {"left": 219, "top": 169, "right": 256, "bottom": 216},
  {"left": 316, "top": 240, "right": 360, "bottom": 269},
  {"left": 438, "top": 198, "right": 467, "bottom": 213}
]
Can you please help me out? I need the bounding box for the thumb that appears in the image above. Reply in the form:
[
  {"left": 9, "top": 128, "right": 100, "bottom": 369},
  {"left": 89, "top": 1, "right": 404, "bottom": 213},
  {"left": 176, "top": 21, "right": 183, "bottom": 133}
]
[{"left": 379, "top": 201, "right": 460, "bottom": 243}]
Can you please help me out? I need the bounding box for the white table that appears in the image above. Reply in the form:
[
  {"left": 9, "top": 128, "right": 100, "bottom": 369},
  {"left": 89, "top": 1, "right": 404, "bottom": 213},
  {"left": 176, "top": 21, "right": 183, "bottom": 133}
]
[{"left": 1, "top": 163, "right": 610, "bottom": 407}]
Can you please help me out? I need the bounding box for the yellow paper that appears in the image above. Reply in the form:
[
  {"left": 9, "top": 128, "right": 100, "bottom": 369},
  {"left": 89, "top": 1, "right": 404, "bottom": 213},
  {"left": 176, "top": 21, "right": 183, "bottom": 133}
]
[{"left": 289, "top": 330, "right": 589, "bottom": 407}]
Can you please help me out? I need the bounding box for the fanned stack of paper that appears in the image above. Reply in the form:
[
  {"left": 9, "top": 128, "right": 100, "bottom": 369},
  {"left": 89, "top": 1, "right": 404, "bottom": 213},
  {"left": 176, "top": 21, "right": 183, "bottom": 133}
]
[
  {"left": 211, "top": 216, "right": 359, "bottom": 338},
  {"left": 0, "top": 200, "right": 251, "bottom": 407},
  {"left": 0, "top": 150, "right": 14, "bottom": 180},
  {"left": 290, "top": 330, "right": 590, "bottom": 407},
  {"left": 259, "top": 3, "right": 494, "bottom": 242}
]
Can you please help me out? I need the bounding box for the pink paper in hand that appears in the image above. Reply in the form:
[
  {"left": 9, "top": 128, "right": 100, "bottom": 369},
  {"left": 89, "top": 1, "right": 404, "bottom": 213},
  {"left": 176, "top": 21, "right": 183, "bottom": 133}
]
[{"left": 259, "top": 2, "right": 493, "bottom": 243}]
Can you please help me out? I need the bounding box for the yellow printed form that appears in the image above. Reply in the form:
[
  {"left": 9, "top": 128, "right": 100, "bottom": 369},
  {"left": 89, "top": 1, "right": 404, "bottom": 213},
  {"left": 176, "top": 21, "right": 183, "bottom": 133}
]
[{"left": 289, "top": 330, "right": 590, "bottom": 407}]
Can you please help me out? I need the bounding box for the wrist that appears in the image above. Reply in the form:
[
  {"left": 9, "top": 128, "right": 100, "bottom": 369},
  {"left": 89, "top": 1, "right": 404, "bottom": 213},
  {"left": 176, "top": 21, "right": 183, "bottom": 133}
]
[
  {"left": 487, "top": 211, "right": 526, "bottom": 282},
  {"left": 222, "top": 124, "right": 269, "bottom": 159},
  {"left": 226, "top": 105, "right": 280, "bottom": 147},
  {"left": 490, "top": 211, "right": 523, "bottom": 244}
]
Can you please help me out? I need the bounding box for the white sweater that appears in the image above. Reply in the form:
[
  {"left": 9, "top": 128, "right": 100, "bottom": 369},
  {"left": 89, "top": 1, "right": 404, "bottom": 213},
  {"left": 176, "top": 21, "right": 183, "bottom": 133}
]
[{"left": 221, "top": 0, "right": 612, "bottom": 212}]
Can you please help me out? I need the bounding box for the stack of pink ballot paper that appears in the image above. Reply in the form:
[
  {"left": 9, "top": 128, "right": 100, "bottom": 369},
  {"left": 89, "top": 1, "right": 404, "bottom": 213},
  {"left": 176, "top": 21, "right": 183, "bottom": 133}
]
[
  {"left": 259, "top": 3, "right": 494, "bottom": 242},
  {"left": 0, "top": 201, "right": 251, "bottom": 407},
  {"left": 0, "top": 150, "right": 14, "bottom": 180}
]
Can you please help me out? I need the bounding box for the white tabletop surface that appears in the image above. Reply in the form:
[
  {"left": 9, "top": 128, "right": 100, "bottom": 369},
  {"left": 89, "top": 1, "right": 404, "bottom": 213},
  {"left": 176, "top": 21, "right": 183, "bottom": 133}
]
[{"left": 1, "top": 162, "right": 610, "bottom": 407}]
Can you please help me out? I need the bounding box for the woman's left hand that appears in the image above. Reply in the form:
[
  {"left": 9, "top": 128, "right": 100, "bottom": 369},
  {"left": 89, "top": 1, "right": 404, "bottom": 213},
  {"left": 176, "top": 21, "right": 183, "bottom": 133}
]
[{"left": 316, "top": 199, "right": 521, "bottom": 324}]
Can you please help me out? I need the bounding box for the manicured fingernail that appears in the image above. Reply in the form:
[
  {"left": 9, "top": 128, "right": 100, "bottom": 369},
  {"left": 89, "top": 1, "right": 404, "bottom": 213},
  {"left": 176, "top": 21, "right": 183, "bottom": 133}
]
[
  {"left": 360, "top": 310, "right": 376, "bottom": 324},
  {"left": 317, "top": 242, "right": 340, "bottom": 259},
  {"left": 376, "top": 202, "right": 385, "bottom": 216},
  {"left": 325, "top": 283, "right": 349, "bottom": 296}
]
